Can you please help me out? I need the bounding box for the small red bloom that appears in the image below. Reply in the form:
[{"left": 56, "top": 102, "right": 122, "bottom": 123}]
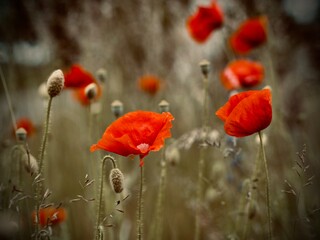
[
  {"left": 187, "top": 1, "right": 223, "bottom": 43},
  {"left": 15, "top": 118, "right": 35, "bottom": 136},
  {"left": 220, "top": 59, "right": 264, "bottom": 90},
  {"left": 138, "top": 75, "right": 162, "bottom": 95},
  {"left": 216, "top": 89, "right": 272, "bottom": 137},
  {"left": 32, "top": 207, "right": 66, "bottom": 227},
  {"left": 90, "top": 111, "right": 174, "bottom": 166},
  {"left": 230, "top": 16, "right": 267, "bottom": 54},
  {"left": 64, "top": 64, "right": 102, "bottom": 105}
]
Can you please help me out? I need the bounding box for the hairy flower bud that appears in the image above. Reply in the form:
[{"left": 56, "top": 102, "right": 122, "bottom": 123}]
[
  {"left": 199, "top": 59, "right": 210, "bottom": 76},
  {"left": 47, "top": 69, "right": 65, "bottom": 98},
  {"left": 85, "top": 83, "right": 98, "bottom": 100},
  {"left": 111, "top": 100, "right": 123, "bottom": 118},
  {"left": 15, "top": 128, "right": 27, "bottom": 142},
  {"left": 158, "top": 100, "right": 170, "bottom": 113},
  {"left": 96, "top": 68, "right": 107, "bottom": 83},
  {"left": 109, "top": 168, "right": 124, "bottom": 193}
]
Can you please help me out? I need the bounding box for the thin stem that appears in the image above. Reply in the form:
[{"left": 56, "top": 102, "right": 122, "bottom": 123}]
[
  {"left": 259, "top": 131, "right": 272, "bottom": 239},
  {"left": 95, "top": 155, "right": 116, "bottom": 240},
  {"left": 194, "top": 69, "right": 209, "bottom": 240},
  {"left": 38, "top": 97, "right": 53, "bottom": 173},
  {"left": 0, "top": 65, "right": 17, "bottom": 131},
  {"left": 35, "top": 96, "right": 53, "bottom": 236},
  {"left": 154, "top": 148, "right": 167, "bottom": 240},
  {"left": 137, "top": 165, "right": 144, "bottom": 240}
]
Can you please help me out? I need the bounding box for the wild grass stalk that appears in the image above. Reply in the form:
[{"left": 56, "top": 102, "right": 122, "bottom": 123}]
[{"left": 194, "top": 60, "right": 210, "bottom": 240}]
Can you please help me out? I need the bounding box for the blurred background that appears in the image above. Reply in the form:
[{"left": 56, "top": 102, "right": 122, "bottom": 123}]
[{"left": 0, "top": 0, "right": 320, "bottom": 239}]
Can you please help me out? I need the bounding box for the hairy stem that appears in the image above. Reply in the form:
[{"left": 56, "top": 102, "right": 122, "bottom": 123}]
[
  {"left": 137, "top": 165, "right": 144, "bottom": 240},
  {"left": 194, "top": 70, "right": 209, "bottom": 240},
  {"left": 259, "top": 131, "right": 272, "bottom": 239},
  {"left": 95, "top": 155, "right": 116, "bottom": 240}
]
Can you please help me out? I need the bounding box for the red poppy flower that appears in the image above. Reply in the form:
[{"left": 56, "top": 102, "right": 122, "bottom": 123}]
[
  {"left": 90, "top": 111, "right": 174, "bottom": 167},
  {"left": 187, "top": 1, "right": 223, "bottom": 43},
  {"left": 32, "top": 207, "right": 66, "bottom": 227},
  {"left": 64, "top": 64, "right": 102, "bottom": 105},
  {"left": 64, "top": 64, "right": 96, "bottom": 88},
  {"left": 138, "top": 75, "right": 162, "bottom": 95},
  {"left": 15, "top": 118, "right": 35, "bottom": 136},
  {"left": 230, "top": 16, "right": 267, "bottom": 54},
  {"left": 220, "top": 59, "right": 264, "bottom": 90},
  {"left": 216, "top": 89, "right": 272, "bottom": 137}
]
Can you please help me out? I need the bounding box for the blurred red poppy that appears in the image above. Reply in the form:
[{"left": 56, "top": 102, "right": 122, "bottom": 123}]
[
  {"left": 64, "top": 64, "right": 102, "bottom": 105},
  {"left": 216, "top": 89, "right": 272, "bottom": 137},
  {"left": 15, "top": 118, "right": 35, "bottom": 136},
  {"left": 187, "top": 1, "right": 223, "bottom": 43},
  {"left": 90, "top": 111, "right": 174, "bottom": 166},
  {"left": 230, "top": 16, "right": 267, "bottom": 54},
  {"left": 64, "top": 64, "right": 95, "bottom": 88},
  {"left": 32, "top": 207, "right": 66, "bottom": 227},
  {"left": 138, "top": 75, "right": 162, "bottom": 95},
  {"left": 220, "top": 59, "right": 264, "bottom": 90}
]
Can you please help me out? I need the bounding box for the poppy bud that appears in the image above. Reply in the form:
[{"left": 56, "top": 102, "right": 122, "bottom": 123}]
[
  {"left": 111, "top": 100, "right": 124, "bottom": 118},
  {"left": 15, "top": 128, "right": 27, "bottom": 142},
  {"left": 96, "top": 68, "right": 107, "bottom": 83},
  {"left": 199, "top": 59, "right": 210, "bottom": 76},
  {"left": 22, "top": 152, "right": 39, "bottom": 175},
  {"left": 85, "top": 83, "right": 98, "bottom": 101},
  {"left": 158, "top": 100, "right": 170, "bottom": 113},
  {"left": 47, "top": 70, "right": 65, "bottom": 98},
  {"left": 109, "top": 168, "right": 124, "bottom": 193}
]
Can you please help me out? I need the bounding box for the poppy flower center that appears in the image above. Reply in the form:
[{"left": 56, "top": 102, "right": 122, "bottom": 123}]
[{"left": 137, "top": 143, "right": 150, "bottom": 153}]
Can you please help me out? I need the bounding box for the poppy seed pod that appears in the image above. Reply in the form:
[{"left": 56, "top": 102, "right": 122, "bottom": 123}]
[
  {"left": 96, "top": 68, "right": 107, "bottom": 83},
  {"left": 111, "top": 100, "right": 124, "bottom": 118},
  {"left": 109, "top": 168, "right": 124, "bottom": 193},
  {"left": 47, "top": 69, "right": 65, "bottom": 98},
  {"left": 199, "top": 59, "right": 210, "bottom": 76},
  {"left": 158, "top": 100, "right": 170, "bottom": 113},
  {"left": 15, "top": 128, "right": 27, "bottom": 142},
  {"left": 84, "top": 83, "right": 98, "bottom": 100}
]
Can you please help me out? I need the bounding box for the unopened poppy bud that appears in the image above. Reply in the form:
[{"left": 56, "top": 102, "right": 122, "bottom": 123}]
[
  {"left": 47, "top": 69, "right": 64, "bottom": 98},
  {"left": 85, "top": 83, "right": 98, "bottom": 100},
  {"left": 109, "top": 168, "right": 124, "bottom": 193},
  {"left": 111, "top": 100, "right": 123, "bottom": 118},
  {"left": 22, "top": 152, "right": 39, "bottom": 175},
  {"left": 158, "top": 100, "right": 170, "bottom": 113},
  {"left": 96, "top": 68, "right": 107, "bottom": 83},
  {"left": 15, "top": 128, "right": 27, "bottom": 142},
  {"left": 199, "top": 59, "right": 210, "bottom": 76}
]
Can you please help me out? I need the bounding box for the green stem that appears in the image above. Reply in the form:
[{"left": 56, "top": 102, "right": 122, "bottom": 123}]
[
  {"left": 95, "top": 155, "right": 116, "bottom": 240},
  {"left": 137, "top": 165, "right": 144, "bottom": 240},
  {"left": 194, "top": 71, "right": 209, "bottom": 240},
  {"left": 35, "top": 96, "right": 53, "bottom": 236},
  {"left": 154, "top": 148, "right": 167, "bottom": 240},
  {"left": 258, "top": 131, "right": 272, "bottom": 239}
]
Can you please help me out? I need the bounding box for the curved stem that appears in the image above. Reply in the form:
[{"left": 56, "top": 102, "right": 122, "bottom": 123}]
[
  {"left": 36, "top": 96, "right": 53, "bottom": 236},
  {"left": 259, "top": 131, "right": 272, "bottom": 239},
  {"left": 137, "top": 165, "right": 144, "bottom": 240},
  {"left": 95, "top": 155, "right": 116, "bottom": 240}
]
